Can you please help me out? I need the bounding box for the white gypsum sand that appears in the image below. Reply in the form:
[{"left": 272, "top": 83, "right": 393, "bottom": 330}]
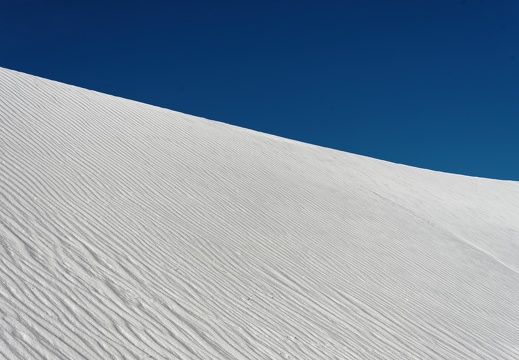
[{"left": 0, "top": 67, "right": 518, "bottom": 359}]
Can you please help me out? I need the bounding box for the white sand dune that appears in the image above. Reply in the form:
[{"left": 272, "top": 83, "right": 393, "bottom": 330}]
[{"left": 1, "top": 67, "right": 518, "bottom": 359}]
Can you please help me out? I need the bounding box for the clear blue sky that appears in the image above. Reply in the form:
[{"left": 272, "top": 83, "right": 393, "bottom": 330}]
[{"left": 1, "top": 0, "right": 518, "bottom": 180}]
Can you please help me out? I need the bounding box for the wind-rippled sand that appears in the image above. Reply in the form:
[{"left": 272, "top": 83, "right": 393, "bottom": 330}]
[{"left": 1, "top": 67, "right": 518, "bottom": 359}]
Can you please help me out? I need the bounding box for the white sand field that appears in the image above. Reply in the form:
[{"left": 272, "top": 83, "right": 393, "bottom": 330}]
[{"left": 1, "top": 67, "right": 518, "bottom": 359}]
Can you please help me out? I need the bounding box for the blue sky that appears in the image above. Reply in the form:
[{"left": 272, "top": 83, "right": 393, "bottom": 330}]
[{"left": 1, "top": 0, "right": 518, "bottom": 180}]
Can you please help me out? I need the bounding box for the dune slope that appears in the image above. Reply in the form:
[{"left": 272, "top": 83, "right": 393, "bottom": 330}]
[{"left": 1, "top": 67, "right": 519, "bottom": 359}]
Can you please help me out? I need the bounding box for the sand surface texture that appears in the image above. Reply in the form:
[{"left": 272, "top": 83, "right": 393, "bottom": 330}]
[{"left": 1, "top": 67, "right": 519, "bottom": 359}]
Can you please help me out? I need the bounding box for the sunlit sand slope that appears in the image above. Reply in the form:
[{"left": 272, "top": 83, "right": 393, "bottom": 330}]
[{"left": 1, "top": 67, "right": 518, "bottom": 359}]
